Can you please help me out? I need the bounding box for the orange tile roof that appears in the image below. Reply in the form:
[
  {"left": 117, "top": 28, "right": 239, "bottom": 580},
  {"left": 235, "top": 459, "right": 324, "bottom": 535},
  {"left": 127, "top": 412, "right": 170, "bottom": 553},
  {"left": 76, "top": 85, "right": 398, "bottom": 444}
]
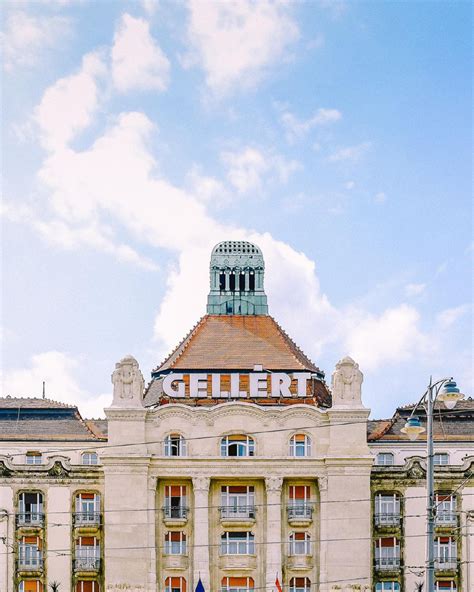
[{"left": 154, "top": 315, "right": 322, "bottom": 372}]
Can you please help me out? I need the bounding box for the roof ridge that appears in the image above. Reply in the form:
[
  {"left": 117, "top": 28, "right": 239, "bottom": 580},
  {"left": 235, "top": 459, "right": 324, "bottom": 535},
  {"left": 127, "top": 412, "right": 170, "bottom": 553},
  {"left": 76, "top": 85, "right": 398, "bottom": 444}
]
[{"left": 0, "top": 396, "right": 76, "bottom": 409}]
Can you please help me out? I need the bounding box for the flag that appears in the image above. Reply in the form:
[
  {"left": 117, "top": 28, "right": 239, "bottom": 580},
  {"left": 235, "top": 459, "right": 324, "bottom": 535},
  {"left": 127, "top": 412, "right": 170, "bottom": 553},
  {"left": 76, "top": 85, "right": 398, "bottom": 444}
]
[
  {"left": 275, "top": 576, "right": 283, "bottom": 592},
  {"left": 195, "top": 578, "right": 205, "bottom": 592}
]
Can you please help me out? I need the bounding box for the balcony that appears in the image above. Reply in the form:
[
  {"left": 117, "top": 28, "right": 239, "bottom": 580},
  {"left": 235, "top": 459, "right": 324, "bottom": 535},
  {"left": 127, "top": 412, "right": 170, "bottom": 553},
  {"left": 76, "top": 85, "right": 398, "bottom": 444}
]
[
  {"left": 162, "top": 554, "right": 189, "bottom": 570},
  {"left": 219, "top": 554, "right": 257, "bottom": 571},
  {"left": 287, "top": 504, "right": 313, "bottom": 526},
  {"left": 162, "top": 506, "right": 188, "bottom": 526},
  {"left": 219, "top": 505, "right": 256, "bottom": 527},
  {"left": 435, "top": 557, "right": 457, "bottom": 573},
  {"left": 375, "top": 556, "right": 400, "bottom": 572},
  {"left": 17, "top": 553, "right": 43, "bottom": 573},
  {"left": 74, "top": 512, "right": 101, "bottom": 528},
  {"left": 435, "top": 512, "right": 457, "bottom": 527},
  {"left": 287, "top": 554, "right": 314, "bottom": 571},
  {"left": 74, "top": 557, "right": 101, "bottom": 573},
  {"left": 16, "top": 513, "right": 44, "bottom": 528},
  {"left": 375, "top": 512, "right": 401, "bottom": 527}
]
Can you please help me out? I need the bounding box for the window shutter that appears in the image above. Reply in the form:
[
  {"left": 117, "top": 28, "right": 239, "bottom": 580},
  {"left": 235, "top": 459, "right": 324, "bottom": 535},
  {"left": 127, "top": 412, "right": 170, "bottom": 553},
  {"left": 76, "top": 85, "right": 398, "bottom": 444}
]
[{"left": 80, "top": 493, "right": 95, "bottom": 500}]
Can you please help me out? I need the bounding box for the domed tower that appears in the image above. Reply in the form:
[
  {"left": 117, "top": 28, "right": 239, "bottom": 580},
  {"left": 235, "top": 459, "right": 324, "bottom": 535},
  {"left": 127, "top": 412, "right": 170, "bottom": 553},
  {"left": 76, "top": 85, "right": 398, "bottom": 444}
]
[{"left": 206, "top": 240, "right": 269, "bottom": 315}]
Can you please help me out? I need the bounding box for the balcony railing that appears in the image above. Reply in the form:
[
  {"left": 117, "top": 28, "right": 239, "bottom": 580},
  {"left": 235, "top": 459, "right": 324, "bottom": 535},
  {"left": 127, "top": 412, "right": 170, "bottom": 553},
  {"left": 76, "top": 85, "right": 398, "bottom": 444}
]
[
  {"left": 435, "top": 557, "right": 457, "bottom": 571},
  {"left": 435, "top": 512, "right": 457, "bottom": 525},
  {"left": 18, "top": 553, "right": 43, "bottom": 570},
  {"left": 162, "top": 506, "right": 188, "bottom": 520},
  {"left": 74, "top": 556, "right": 101, "bottom": 571},
  {"left": 375, "top": 556, "right": 400, "bottom": 570},
  {"left": 16, "top": 513, "right": 44, "bottom": 527},
  {"left": 74, "top": 511, "right": 101, "bottom": 526},
  {"left": 219, "top": 505, "right": 256, "bottom": 520},
  {"left": 375, "top": 512, "right": 401, "bottom": 526},
  {"left": 287, "top": 503, "right": 313, "bottom": 520}
]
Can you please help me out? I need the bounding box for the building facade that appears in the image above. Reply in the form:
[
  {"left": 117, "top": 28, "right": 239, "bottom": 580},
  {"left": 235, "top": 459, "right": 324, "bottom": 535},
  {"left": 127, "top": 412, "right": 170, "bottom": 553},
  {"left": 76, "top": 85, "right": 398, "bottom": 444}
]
[{"left": 0, "top": 241, "right": 473, "bottom": 592}]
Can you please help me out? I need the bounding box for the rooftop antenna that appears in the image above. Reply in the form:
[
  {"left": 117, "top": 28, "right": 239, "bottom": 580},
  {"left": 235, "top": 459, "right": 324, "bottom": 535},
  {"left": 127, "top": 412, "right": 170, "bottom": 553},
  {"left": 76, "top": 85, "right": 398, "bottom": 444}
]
[{"left": 42, "top": 381, "right": 46, "bottom": 399}]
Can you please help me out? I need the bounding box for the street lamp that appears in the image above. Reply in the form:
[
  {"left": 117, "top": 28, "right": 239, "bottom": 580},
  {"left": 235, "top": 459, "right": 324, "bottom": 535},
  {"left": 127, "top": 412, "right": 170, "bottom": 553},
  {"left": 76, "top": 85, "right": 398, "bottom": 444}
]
[{"left": 401, "top": 377, "right": 464, "bottom": 592}]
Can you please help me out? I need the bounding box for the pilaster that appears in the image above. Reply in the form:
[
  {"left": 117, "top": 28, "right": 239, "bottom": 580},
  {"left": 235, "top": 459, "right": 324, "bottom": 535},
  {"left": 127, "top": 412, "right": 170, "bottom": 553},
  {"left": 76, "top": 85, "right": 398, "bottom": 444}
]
[
  {"left": 192, "top": 476, "right": 211, "bottom": 591},
  {"left": 265, "top": 476, "right": 283, "bottom": 589}
]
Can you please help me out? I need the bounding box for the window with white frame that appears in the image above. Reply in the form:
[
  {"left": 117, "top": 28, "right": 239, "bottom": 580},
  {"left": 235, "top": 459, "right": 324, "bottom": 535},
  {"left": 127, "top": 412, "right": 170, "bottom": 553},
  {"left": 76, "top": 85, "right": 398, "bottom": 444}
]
[
  {"left": 164, "top": 434, "right": 187, "bottom": 457},
  {"left": 18, "top": 536, "right": 42, "bottom": 568},
  {"left": 75, "top": 492, "right": 100, "bottom": 525},
  {"left": 75, "top": 536, "right": 100, "bottom": 570},
  {"left": 435, "top": 493, "right": 456, "bottom": 524},
  {"left": 25, "top": 451, "right": 42, "bottom": 465},
  {"left": 164, "top": 485, "right": 188, "bottom": 519},
  {"left": 76, "top": 582, "right": 100, "bottom": 592},
  {"left": 375, "top": 493, "right": 401, "bottom": 525},
  {"left": 18, "top": 492, "right": 43, "bottom": 525},
  {"left": 435, "top": 582, "right": 457, "bottom": 591},
  {"left": 165, "top": 576, "right": 187, "bottom": 592},
  {"left": 289, "top": 577, "right": 311, "bottom": 592},
  {"left": 289, "top": 434, "right": 312, "bottom": 457},
  {"left": 433, "top": 453, "right": 449, "bottom": 466},
  {"left": 221, "top": 577, "right": 254, "bottom": 592},
  {"left": 288, "top": 485, "right": 312, "bottom": 519},
  {"left": 376, "top": 452, "right": 394, "bottom": 466},
  {"left": 19, "top": 580, "right": 43, "bottom": 592},
  {"left": 435, "top": 537, "right": 456, "bottom": 566},
  {"left": 81, "top": 451, "right": 98, "bottom": 465},
  {"left": 375, "top": 584, "right": 400, "bottom": 592},
  {"left": 220, "top": 532, "right": 255, "bottom": 555},
  {"left": 165, "top": 531, "right": 187, "bottom": 554},
  {"left": 375, "top": 538, "right": 400, "bottom": 569},
  {"left": 221, "top": 435, "right": 255, "bottom": 457},
  {"left": 288, "top": 532, "right": 311, "bottom": 555},
  {"left": 220, "top": 485, "right": 255, "bottom": 519}
]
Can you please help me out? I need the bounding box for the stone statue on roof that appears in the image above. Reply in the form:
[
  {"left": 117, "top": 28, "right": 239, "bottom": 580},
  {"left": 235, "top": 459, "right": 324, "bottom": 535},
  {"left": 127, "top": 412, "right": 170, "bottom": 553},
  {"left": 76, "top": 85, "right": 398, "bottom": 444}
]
[
  {"left": 331, "top": 356, "right": 363, "bottom": 406},
  {"left": 111, "top": 355, "right": 144, "bottom": 407}
]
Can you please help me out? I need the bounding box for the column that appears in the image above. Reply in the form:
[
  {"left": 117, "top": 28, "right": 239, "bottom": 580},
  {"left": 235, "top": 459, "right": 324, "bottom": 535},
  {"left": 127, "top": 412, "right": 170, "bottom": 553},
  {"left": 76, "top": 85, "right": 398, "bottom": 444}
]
[
  {"left": 265, "top": 476, "right": 283, "bottom": 590},
  {"left": 193, "top": 477, "right": 211, "bottom": 591},
  {"left": 245, "top": 269, "right": 250, "bottom": 291},
  {"left": 225, "top": 270, "right": 230, "bottom": 291},
  {"left": 147, "top": 476, "right": 157, "bottom": 592}
]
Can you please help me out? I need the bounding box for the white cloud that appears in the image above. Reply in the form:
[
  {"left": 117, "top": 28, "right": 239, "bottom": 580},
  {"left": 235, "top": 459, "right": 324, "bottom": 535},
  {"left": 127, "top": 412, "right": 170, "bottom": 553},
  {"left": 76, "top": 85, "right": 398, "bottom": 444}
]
[
  {"left": 111, "top": 13, "right": 170, "bottom": 93},
  {"left": 184, "top": 0, "right": 299, "bottom": 95},
  {"left": 374, "top": 191, "right": 387, "bottom": 204},
  {"left": 142, "top": 0, "right": 159, "bottom": 16},
  {"left": 436, "top": 304, "right": 470, "bottom": 329},
  {"left": 186, "top": 166, "right": 227, "bottom": 204},
  {"left": 35, "top": 51, "right": 106, "bottom": 150},
  {"left": 404, "top": 283, "right": 426, "bottom": 297},
  {"left": 328, "top": 141, "right": 371, "bottom": 163},
  {"left": 221, "top": 147, "right": 301, "bottom": 193},
  {"left": 2, "top": 11, "right": 71, "bottom": 71},
  {"left": 1, "top": 351, "right": 110, "bottom": 418},
  {"left": 344, "top": 305, "right": 432, "bottom": 371},
  {"left": 280, "top": 107, "right": 342, "bottom": 142}
]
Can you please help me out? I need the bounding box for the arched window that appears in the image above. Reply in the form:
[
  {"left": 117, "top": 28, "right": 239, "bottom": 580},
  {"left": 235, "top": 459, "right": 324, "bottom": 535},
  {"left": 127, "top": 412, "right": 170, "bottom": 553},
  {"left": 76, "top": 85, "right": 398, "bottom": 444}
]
[
  {"left": 289, "top": 434, "right": 312, "bottom": 457},
  {"left": 165, "top": 577, "right": 187, "bottom": 592},
  {"left": 18, "top": 492, "right": 43, "bottom": 526},
  {"left": 82, "top": 452, "right": 98, "bottom": 465},
  {"left": 221, "top": 577, "right": 254, "bottom": 592},
  {"left": 221, "top": 435, "right": 255, "bottom": 457},
  {"left": 375, "top": 584, "right": 400, "bottom": 592},
  {"left": 165, "top": 531, "right": 187, "bottom": 554},
  {"left": 164, "top": 434, "right": 187, "bottom": 457},
  {"left": 289, "top": 577, "right": 311, "bottom": 592},
  {"left": 288, "top": 532, "right": 311, "bottom": 555},
  {"left": 376, "top": 452, "right": 394, "bottom": 466},
  {"left": 220, "top": 531, "right": 255, "bottom": 555}
]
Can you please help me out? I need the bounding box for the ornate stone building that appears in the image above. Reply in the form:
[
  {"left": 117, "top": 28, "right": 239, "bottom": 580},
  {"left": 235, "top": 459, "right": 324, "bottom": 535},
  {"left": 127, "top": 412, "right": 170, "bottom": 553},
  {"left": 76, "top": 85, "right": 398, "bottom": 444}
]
[{"left": 0, "top": 241, "right": 473, "bottom": 592}]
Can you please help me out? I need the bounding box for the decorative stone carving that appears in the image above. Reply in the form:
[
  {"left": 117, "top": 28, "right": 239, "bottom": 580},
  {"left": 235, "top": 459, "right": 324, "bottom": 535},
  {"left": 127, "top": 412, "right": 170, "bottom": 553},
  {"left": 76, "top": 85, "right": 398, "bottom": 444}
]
[
  {"left": 408, "top": 460, "right": 425, "bottom": 480},
  {"left": 0, "top": 460, "right": 12, "bottom": 477},
  {"left": 48, "top": 460, "right": 70, "bottom": 478},
  {"left": 331, "top": 356, "right": 363, "bottom": 406},
  {"left": 318, "top": 476, "right": 328, "bottom": 491},
  {"left": 265, "top": 476, "right": 283, "bottom": 492},
  {"left": 192, "top": 476, "right": 211, "bottom": 492},
  {"left": 111, "top": 355, "right": 144, "bottom": 408}
]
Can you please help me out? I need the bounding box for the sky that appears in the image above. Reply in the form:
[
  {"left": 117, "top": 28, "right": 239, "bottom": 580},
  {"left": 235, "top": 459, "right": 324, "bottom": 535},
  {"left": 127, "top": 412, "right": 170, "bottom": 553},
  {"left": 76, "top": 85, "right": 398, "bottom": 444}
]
[{"left": 1, "top": 0, "right": 472, "bottom": 420}]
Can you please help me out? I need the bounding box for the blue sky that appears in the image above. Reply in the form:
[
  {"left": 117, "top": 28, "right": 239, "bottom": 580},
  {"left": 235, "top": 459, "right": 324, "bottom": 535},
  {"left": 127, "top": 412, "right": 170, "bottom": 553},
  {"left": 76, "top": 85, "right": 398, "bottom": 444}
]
[{"left": 2, "top": 0, "right": 472, "bottom": 419}]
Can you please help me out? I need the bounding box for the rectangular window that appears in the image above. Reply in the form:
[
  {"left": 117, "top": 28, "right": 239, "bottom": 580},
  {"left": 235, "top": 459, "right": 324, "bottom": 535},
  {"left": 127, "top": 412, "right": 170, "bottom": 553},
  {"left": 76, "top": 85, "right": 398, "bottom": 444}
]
[
  {"left": 75, "top": 493, "right": 100, "bottom": 525},
  {"left": 435, "top": 494, "right": 456, "bottom": 525},
  {"left": 288, "top": 485, "right": 312, "bottom": 519},
  {"left": 76, "top": 583, "right": 100, "bottom": 592},
  {"left": 18, "top": 492, "right": 43, "bottom": 526},
  {"left": 164, "top": 485, "right": 187, "bottom": 519},
  {"left": 220, "top": 532, "right": 255, "bottom": 555},
  {"left": 433, "top": 453, "right": 449, "bottom": 466},
  {"left": 375, "top": 493, "right": 401, "bottom": 525},
  {"left": 435, "top": 537, "right": 456, "bottom": 566},
  {"left": 165, "top": 531, "right": 187, "bottom": 555},
  {"left": 18, "top": 536, "right": 42, "bottom": 568},
  {"left": 165, "top": 576, "right": 186, "bottom": 592},
  {"left": 435, "top": 582, "right": 457, "bottom": 591},
  {"left": 376, "top": 453, "right": 394, "bottom": 466},
  {"left": 75, "top": 537, "right": 100, "bottom": 571},
  {"left": 19, "top": 581, "right": 44, "bottom": 592},
  {"left": 375, "top": 538, "right": 400, "bottom": 569},
  {"left": 221, "top": 577, "right": 254, "bottom": 592},
  {"left": 220, "top": 485, "right": 255, "bottom": 519},
  {"left": 375, "top": 584, "right": 400, "bottom": 592},
  {"left": 25, "top": 452, "right": 42, "bottom": 465},
  {"left": 289, "top": 532, "right": 311, "bottom": 555}
]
